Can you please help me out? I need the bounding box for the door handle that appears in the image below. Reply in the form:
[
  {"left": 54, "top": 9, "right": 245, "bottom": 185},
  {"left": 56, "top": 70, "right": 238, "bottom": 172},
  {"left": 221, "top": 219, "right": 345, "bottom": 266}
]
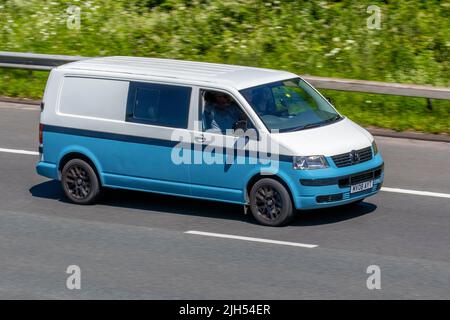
[{"left": 194, "top": 134, "right": 206, "bottom": 143}]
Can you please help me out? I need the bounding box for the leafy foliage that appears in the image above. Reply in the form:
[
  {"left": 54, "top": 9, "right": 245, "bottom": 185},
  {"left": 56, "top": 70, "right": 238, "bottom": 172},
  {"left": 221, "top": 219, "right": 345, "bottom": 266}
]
[{"left": 0, "top": 0, "right": 448, "bottom": 133}]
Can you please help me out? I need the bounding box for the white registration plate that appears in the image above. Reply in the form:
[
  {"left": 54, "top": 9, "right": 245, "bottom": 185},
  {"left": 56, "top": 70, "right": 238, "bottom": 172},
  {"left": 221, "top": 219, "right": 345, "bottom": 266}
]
[{"left": 350, "top": 180, "right": 373, "bottom": 193}]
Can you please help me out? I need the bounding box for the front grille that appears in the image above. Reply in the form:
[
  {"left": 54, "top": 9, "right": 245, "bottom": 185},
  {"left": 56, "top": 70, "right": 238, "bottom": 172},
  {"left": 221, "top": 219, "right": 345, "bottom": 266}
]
[
  {"left": 351, "top": 172, "right": 374, "bottom": 185},
  {"left": 331, "top": 146, "right": 373, "bottom": 168},
  {"left": 339, "top": 165, "right": 383, "bottom": 188}
]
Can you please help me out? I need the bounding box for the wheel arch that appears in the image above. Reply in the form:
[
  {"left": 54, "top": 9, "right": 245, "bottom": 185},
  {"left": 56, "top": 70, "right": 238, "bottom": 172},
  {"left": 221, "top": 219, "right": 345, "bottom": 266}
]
[
  {"left": 57, "top": 148, "right": 103, "bottom": 185},
  {"left": 245, "top": 172, "right": 298, "bottom": 209}
]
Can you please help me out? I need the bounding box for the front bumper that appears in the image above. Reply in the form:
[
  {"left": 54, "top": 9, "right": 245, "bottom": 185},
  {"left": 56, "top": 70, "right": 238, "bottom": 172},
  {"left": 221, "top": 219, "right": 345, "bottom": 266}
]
[
  {"left": 293, "top": 155, "right": 384, "bottom": 210},
  {"left": 296, "top": 178, "right": 383, "bottom": 210}
]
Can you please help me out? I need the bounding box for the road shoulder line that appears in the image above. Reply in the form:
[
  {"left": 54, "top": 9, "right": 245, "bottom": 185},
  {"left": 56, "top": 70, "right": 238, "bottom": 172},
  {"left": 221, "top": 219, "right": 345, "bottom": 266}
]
[{"left": 381, "top": 187, "right": 450, "bottom": 199}]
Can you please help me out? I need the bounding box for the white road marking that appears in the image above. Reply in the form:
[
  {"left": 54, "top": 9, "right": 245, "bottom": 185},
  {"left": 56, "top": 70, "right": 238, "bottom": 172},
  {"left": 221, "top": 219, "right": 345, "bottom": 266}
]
[
  {"left": 0, "top": 147, "right": 39, "bottom": 156},
  {"left": 185, "top": 230, "right": 318, "bottom": 248},
  {"left": 381, "top": 187, "right": 450, "bottom": 199}
]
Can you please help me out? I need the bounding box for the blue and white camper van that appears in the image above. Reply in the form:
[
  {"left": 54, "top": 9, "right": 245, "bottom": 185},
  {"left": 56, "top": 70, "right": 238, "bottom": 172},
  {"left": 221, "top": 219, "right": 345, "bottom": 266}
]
[{"left": 36, "top": 57, "right": 384, "bottom": 226}]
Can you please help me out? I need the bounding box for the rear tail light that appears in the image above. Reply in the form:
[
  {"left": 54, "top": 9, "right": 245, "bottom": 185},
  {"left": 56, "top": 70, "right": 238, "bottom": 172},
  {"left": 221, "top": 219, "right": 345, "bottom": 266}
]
[{"left": 39, "top": 123, "right": 43, "bottom": 145}]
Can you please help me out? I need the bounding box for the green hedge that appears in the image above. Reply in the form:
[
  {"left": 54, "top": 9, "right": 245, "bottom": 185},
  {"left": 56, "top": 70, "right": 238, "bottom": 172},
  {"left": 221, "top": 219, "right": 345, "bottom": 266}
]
[{"left": 0, "top": 0, "right": 449, "bottom": 133}]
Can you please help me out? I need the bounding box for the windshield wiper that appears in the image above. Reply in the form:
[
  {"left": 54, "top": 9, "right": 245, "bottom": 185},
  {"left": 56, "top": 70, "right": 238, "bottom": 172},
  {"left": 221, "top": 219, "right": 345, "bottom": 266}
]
[
  {"left": 321, "top": 114, "right": 342, "bottom": 124},
  {"left": 282, "top": 115, "right": 342, "bottom": 132},
  {"left": 281, "top": 123, "right": 319, "bottom": 132}
]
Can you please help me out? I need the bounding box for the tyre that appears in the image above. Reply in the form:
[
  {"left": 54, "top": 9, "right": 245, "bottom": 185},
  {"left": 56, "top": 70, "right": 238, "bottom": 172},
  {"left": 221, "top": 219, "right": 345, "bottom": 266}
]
[
  {"left": 61, "top": 158, "right": 101, "bottom": 205},
  {"left": 249, "top": 178, "right": 295, "bottom": 227}
]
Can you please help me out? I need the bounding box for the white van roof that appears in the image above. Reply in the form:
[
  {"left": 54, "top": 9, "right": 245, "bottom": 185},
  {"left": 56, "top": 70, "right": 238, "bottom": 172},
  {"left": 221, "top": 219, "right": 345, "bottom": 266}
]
[{"left": 57, "top": 56, "right": 297, "bottom": 90}]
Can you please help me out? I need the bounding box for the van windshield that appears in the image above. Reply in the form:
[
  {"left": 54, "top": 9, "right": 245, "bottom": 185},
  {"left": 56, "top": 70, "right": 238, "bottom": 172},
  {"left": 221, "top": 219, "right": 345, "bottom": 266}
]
[{"left": 240, "top": 78, "right": 342, "bottom": 132}]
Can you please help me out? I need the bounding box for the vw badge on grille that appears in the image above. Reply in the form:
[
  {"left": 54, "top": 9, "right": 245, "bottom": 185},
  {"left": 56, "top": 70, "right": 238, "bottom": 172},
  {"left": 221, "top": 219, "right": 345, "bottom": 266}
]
[{"left": 349, "top": 150, "right": 360, "bottom": 164}]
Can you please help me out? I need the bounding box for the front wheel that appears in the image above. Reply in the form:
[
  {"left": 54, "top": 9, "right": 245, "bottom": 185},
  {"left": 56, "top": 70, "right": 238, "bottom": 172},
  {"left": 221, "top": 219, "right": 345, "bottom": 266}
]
[
  {"left": 61, "top": 159, "right": 101, "bottom": 205},
  {"left": 249, "top": 178, "right": 295, "bottom": 227}
]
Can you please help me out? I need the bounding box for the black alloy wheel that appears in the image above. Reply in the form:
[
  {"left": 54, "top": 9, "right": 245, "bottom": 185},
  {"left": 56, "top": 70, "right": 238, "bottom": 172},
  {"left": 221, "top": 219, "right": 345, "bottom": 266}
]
[
  {"left": 249, "top": 178, "right": 295, "bottom": 227},
  {"left": 61, "top": 159, "right": 101, "bottom": 205}
]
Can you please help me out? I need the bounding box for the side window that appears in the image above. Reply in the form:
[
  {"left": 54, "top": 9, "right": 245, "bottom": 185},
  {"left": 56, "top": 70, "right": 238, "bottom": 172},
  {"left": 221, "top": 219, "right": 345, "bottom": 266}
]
[
  {"left": 133, "top": 87, "right": 160, "bottom": 121},
  {"left": 126, "top": 82, "right": 192, "bottom": 129},
  {"left": 200, "top": 89, "right": 255, "bottom": 135}
]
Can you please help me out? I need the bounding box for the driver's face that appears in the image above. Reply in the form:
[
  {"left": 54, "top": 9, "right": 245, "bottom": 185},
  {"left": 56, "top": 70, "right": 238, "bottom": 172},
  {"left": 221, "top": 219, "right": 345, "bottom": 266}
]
[{"left": 215, "top": 93, "right": 230, "bottom": 107}]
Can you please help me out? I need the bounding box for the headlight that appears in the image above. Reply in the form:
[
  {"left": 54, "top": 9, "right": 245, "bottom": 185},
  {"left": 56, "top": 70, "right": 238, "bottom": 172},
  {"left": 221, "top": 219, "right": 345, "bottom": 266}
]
[
  {"left": 293, "top": 155, "right": 329, "bottom": 170},
  {"left": 372, "top": 140, "right": 378, "bottom": 155}
]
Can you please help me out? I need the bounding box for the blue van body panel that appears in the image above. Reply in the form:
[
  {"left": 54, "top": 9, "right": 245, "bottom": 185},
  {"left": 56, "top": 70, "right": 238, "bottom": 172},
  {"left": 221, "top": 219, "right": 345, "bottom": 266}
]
[
  {"left": 36, "top": 127, "right": 384, "bottom": 210},
  {"left": 188, "top": 150, "right": 286, "bottom": 204},
  {"left": 36, "top": 161, "right": 58, "bottom": 179},
  {"left": 39, "top": 129, "right": 191, "bottom": 197}
]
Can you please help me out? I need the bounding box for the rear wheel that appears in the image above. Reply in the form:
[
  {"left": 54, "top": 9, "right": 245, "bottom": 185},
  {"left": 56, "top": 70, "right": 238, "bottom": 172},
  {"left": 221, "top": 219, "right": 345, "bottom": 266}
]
[
  {"left": 249, "top": 178, "right": 295, "bottom": 227},
  {"left": 61, "top": 159, "right": 101, "bottom": 205}
]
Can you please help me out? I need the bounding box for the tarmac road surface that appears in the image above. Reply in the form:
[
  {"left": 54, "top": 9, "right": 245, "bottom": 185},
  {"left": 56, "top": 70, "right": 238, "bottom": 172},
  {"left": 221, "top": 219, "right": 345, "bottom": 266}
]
[{"left": 0, "top": 101, "right": 449, "bottom": 299}]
